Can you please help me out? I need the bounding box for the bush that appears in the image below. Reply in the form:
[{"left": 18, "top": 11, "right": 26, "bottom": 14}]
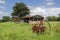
[
  {"left": 0, "top": 19, "right": 8, "bottom": 22},
  {"left": 0, "top": 16, "right": 11, "bottom": 22}
]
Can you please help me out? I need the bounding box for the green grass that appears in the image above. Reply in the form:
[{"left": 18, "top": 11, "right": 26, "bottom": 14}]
[{"left": 0, "top": 22, "right": 60, "bottom": 40}]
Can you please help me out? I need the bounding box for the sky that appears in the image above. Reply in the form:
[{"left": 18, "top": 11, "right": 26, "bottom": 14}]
[{"left": 0, "top": 0, "right": 60, "bottom": 18}]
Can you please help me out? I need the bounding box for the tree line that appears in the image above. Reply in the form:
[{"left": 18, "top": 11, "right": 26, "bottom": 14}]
[{"left": 46, "top": 14, "right": 60, "bottom": 21}]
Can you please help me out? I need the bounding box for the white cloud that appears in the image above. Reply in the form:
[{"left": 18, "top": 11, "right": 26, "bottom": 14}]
[
  {"left": 46, "top": 8, "right": 60, "bottom": 16},
  {"left": 0, "top": 11, "right": 10, "bottom": 19},
  {"left": 46, "top": 2, "right": 55, "bottom": 6},
  {"left": 30, "top": 7, "right": 46, "bottom": 16},
  {"left": 0, "top": 0, "right": 6, "bottom": 4},
  {"left": 45, "top": 0, "right": 54, "bottom": 1},
  {"left": 44, "top": 0, "right": 55, "bottom": 6},
  {"left": 30, "top": 7, "right": 60, "bottom": 17}
]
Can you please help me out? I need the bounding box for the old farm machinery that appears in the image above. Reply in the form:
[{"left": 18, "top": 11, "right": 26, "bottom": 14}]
[{"left": 32, "top": 16, "right": 51, "bottom": 34}]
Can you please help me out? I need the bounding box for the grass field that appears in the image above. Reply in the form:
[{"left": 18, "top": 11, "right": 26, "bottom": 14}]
[{"left": 0, "top": 22, "right": 60, "bottom": 40}]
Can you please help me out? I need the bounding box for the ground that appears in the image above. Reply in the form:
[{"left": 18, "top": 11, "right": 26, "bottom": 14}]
[{"left": 0, "top": 22, "right": 60, "bottom": 40}]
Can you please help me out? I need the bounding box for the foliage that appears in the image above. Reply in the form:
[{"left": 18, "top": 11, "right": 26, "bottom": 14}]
[
  {"left": 0, "top": 19, "right": 3, "bottom": 22},
  {"left": 46, "top": 14, "right": 60, "bottom": 21},
  {"left": 57, "top": 14, "right": 60, "bottom": 21},
  {"left": 0, "top": 16, "right": 11, "bottom": 22},
  {"left": 2, "top": 16, "right": 10, "bottom": 22},
  {"left": 11, "top": 2, "right": 30, "bottom": 19},
  {"left": 46, "top": 16, "right": 57, "bottom": 21}
]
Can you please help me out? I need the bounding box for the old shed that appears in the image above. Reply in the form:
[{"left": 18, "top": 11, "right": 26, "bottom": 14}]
[{"left": 23, "top": 15, "right": 43, "bottom": 23}]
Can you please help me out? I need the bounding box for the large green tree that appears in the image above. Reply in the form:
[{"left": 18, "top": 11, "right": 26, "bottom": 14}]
[{"left": 11, "top": 2, "right": 30, "bottom": 19}]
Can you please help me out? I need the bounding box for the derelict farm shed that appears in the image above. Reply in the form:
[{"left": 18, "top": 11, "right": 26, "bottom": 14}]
[{"left": 23, "top": 15, "right": 43, "bottom": 23}]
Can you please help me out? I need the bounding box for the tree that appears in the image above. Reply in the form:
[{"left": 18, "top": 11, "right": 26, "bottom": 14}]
[
  {"left": 2, "top": 16, "right": 10, "bottom": 22},
  {"left": 46, "top": 16, "right": 57, "bottom": 21},
  {"left": 11, "top": 2, "right": 30, "bottom": 19},
  {"left": 57, "top": 14, "right": 60, "bottom": 21}
]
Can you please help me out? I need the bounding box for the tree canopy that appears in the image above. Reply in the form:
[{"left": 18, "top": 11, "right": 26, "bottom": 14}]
[
  {"left": 11, "top": 2, "right": 30, "bottom": 19},
  {"left": 46, "top": 16, "right": 57, "bottom": 21},
  {"left": 57, "top": 14, "right": 60, "bottom": 21},
  {"left": 46, "top": 14, "right": 60, "bottom": 21},
  {"left": 2, "top": 16, "right": 10, "bottom": 22}
]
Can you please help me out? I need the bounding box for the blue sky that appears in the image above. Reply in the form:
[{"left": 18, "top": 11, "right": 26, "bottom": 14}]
[{"left": 0, "top": 0, "right": 60, "bottom": 18}]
